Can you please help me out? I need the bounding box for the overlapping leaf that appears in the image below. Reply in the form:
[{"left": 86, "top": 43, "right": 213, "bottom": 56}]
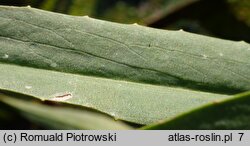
[{"left": 0, "top": 6, "right": 249, "bottom": 126}]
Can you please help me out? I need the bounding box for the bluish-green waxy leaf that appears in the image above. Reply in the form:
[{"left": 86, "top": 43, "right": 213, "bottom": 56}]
[
  {"left": 0, "top": 6, "right": 249, "bottom": 94},
  {"left": 0, "top": 6, "right": 249, "bottom": 125},
  {"left": 0, "top": 64, "right": 228, "bottom": 124}
]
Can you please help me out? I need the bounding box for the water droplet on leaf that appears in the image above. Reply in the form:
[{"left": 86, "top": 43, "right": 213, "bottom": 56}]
[
  {"left": 2, "top": 54, "right": 9, "bottom": 59},
  {"left": 25, "top": 85, "right": 32, "bottom": 89},
  {"left": 202, "top": 54, "right": 207, "bottom": 59},
  {"left": 50, "top": 63, "right": 57, "bottom": 68}
]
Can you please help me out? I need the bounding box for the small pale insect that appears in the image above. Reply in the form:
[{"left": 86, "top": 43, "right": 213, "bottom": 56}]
[
  {"left": 55, "top": 93, "right": 72, "bottom": 98},
  {"left": 50, "top": 92, "right": 73, "bottom": 101}
]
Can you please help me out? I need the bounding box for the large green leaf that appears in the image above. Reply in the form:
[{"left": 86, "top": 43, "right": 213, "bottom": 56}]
[
  {"left": 0, "top": 64, "right": 228, "bottom": 124},
  {"left": 142, "top": 91, "right": 250, "bottom": 129},
  {"left": 0, "top": 6, "right": 249, "bottom": 125},
  {"left": 0, "top": 90, "right": 131, "bottom": 130},
  {"left": 1, "top": 6, "right": 249, "bottom": 93}
]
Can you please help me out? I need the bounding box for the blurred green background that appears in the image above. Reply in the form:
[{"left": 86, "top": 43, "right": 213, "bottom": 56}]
[{"left": 1, "top": 0, "right": 249, "bottom": 42}]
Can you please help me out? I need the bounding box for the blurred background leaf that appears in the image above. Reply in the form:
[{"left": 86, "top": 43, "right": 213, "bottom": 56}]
[
  {"left": 1, "top": 0, "right": 249, "bottom": 42},
  {"left": 0, "top": 90, "right": 132, "bottom": 130}
]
